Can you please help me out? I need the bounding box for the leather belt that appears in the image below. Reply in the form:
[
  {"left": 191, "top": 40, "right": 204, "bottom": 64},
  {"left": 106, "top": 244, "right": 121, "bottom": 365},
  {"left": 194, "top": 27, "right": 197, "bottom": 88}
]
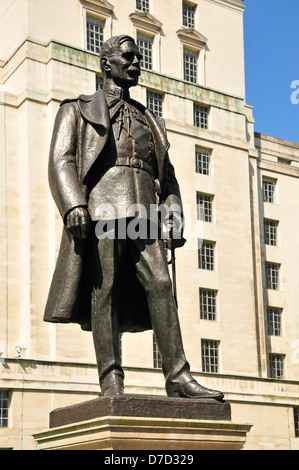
[{"left": 115, "top": 156, "right": 155, "bottom": 178}]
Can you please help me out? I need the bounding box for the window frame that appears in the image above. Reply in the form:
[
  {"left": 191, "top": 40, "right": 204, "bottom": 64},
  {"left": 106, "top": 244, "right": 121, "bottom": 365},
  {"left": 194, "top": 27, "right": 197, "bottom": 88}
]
[
  {"left": 267, "top": 307, "right": 282, "bottom": 336},
  {"left": 197, "top": 192, "right": 214, "bottom": 223},
  {"left": 136, "top": 0, "right": 150, "bottom": 12},
  {"left": 269, "top": 353, "right": 284, "bottom": 379},
  {"left": 199, "top": 288, "right": 217, "bottom": 321},
  {"left": 265, "top": 262, "right": 280, "bottom": 290},
  {"left": 264, "top": 219, "right": 279, "bottom": 246},
  {"left": 147, "top": 90, "right": 163, "bottom": 118},
  {"left": 263, "top": 177, "right": 277, "bottom": 204},
  {"left": 194, "top": 104, "right": 209, "bottom": 129},
  {"left": 201, "top": 339, "right": 220, "bottom": 373},
  {"left": 198, "top": 240, "right": 215, "bottom": 271},
  {"left": 182, "top": 1, "right": 197, "bottom": 29},
  {"left": 183, "top": 48, "right": 198, "bottom": 83},
  {"left": 137, "top": 32, "right": 154, "bottom": 70},
  {"left": 0, "top": 390, "right": 10, "bottom": 428},
  {"left": 195, "top": 147, "right": 212, "bottom": 175},
  {"left": 153, "top": 335, "right": 162, "bottom": 369}
]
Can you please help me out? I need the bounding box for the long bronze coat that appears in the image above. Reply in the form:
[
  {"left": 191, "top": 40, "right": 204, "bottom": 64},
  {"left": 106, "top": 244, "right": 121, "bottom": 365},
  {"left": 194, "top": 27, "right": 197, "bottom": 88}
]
[{"left": 44, "top": 89, "right": 183, "bottom": 332}]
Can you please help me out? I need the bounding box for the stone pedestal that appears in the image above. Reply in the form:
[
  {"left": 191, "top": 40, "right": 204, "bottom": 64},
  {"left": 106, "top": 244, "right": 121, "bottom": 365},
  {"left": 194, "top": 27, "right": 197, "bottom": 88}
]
[{"left": 33, "top": 395, "right": 252, "bottom": 450}]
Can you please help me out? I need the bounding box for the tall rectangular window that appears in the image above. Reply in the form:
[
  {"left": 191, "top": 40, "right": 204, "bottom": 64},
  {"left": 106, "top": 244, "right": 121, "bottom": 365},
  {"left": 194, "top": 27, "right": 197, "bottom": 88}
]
[
  {"left": 294, "top": 408, "right": 299, "bottom": 438},
  {"left": 153, "top": 335, "right": 162, "bottom": 369},
  {"left": 198, "top": 240, "right": 215, "bottom": 271},
  {"left": 96, "top": 75, "right": 104, "bottom": 90},
  {"left": 267, "top": 307, "right": 282, "bottom": 336},
  {"left": 269, "top": 354, "right": 284, "bottom": 379},
  {"left": 86, "top": 16, "right": 104, "bottom": 54},
  {"left": 137, "top": 33, "right": 153, "bottom": 70},
  {"left": 147, "top": 91, "right": 163, "bottom": 117},
  {"left": 183, "top": 2, "right": 196, "bottom": 28},
  {"left": 195, "top": 147, "right": 211, "bottom": 175},
  {"left": 184, "top": 49, "right": 198, "bottom": 83},
  {"left": 194, "top": 104, "right": 209, "bottom": 129},
  {"left": 0, "top": 391, "right": 9, "bottom": 428},
  {"left": 136, "top": 0, "right": 149, "bottom": 12},
  {"left": 264, "top": 219, "right": 278, "bottom": 246},
  {"left": 202, "top": 340, "right": 219, "bottom": 373},
  {"left": 266, "top": 262, "right": 280, "bottom": 290},
  {"left": 199, "top": 289, "right": 217, "bottom": 321},
  {"left": 197, "top": 193, "right": 213, "bottom": 222},
  {"left": 263, "top": 177, "right": 277, "bottom": 203}
]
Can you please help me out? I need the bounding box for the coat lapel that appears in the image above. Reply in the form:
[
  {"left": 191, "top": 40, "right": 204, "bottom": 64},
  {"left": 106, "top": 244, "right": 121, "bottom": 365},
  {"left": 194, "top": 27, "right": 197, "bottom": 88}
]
[{"left": 78, "top": 90, "right": 110, "bottom": 183}]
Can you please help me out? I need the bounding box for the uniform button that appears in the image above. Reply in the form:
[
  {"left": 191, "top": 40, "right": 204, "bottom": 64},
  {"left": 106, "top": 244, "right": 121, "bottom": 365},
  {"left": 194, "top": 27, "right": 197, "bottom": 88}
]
[{"left": 132, "top": 157, "right": 141, "bottom": 168}]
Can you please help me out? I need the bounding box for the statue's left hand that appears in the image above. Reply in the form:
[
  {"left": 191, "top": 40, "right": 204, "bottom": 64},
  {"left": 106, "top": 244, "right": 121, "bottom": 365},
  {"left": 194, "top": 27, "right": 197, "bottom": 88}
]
[{"left": 66, "top": 207, "right": 90, "bottom": 239}]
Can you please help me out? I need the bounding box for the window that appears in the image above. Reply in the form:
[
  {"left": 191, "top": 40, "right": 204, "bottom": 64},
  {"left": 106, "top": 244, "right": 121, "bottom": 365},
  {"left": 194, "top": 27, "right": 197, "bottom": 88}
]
[
  {"left": 266, "top": 262, "right": 280, "bottom": 290},
  {"left": 294, "top": 408, "right": 299, "bottom": 438},
  {"left": 197, "top": 193, "right": 213, "bottom": 222},
  {"left": 264, "top": 219, "right": 278, "bottom": 246},
  {"left": 147, "top": 91, "right": 163, "bottom": 117},
  {"left": 0, "top": 391, "right": 9, "bottom": 428},
  {"left": 136, "top": 0, "right": 149, "bottom": 12},
  {"left": 200, "top": 289, "right": 217, "bottom": 321},
  {"left": 198, "top": 240, "right": 215, "bottom": 271},
  {"left": 184, "top": 48, "right": 198, "bottom": 83},
  {"left": 263, "top": 177, "right": 277, "bottom": 203},
  {"left": 137, "top": 33, "right": 153, "bottom": 70},
  {"left": 153, "top": 335, "right": 162, "bottom": 369},
  {"left": 202, "top": 340, "right": 219, "bottom": 373},
  {"left": 96, "top": 75, "right": 104, "bottom": 90},
  {"left": 269, "top": 354, "right": 284, "bottom": 379},
  {"left": 183, "top": 2, "right": 196, "bottom": 28},
  {"left": 194, "top": 104, "right": 209, "bottom": 129},
  {"left": 86, "top": 15, "right": 104, "bottom": 54},
  {"left": 195, "top": 147, "right": 211, "bottom": 175},
  {"left": 267, "top": 307, "right": 282, "bottom": 336}
]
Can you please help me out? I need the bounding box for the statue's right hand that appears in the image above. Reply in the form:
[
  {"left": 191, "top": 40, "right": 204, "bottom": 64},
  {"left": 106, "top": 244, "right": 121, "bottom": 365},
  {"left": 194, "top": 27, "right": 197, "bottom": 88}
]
[{"left": 66, "top": 207, "right": 90, "bottom": 239}]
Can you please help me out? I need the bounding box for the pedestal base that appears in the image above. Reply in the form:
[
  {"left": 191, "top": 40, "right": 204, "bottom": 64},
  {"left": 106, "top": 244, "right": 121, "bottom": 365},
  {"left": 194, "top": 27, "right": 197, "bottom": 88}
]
[{"left": 34, "top": 395, "right": 252, "bottom": 450}]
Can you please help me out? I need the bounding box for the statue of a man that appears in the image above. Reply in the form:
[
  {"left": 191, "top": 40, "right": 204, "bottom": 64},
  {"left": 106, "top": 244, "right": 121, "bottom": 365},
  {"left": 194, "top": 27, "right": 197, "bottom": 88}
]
[{"left": 44, "top": 35, "right": 223, "bottom": 401}]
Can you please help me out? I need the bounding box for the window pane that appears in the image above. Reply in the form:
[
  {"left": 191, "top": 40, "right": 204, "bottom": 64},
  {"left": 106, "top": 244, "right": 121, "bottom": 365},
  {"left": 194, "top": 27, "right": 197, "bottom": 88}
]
[
  {"left": 266, "top": 263, "right": 280, "bottom": 290},
  {"left": 201, "top": 340, "right": 219, "bottom": 373},
  {"left": 197, "top": 193, "right": 213, "bottom": 222},
  {"left": 184, "top": 49, "right": 197, "bottom": 83},
  {"left": 87, "top": 16, "right": 104, "bottom": 54},
  {"left": 183, "top": 2, "right": 196, "bottom": 28},
  {"left": 294, "top": 408, "right": 299, "bottom": 438},
  {"left": 153, "top": 335, "right": 162, "bottom": 369},
  {"left": 264, "top": 219, "right": 278, "bottom": 246},
  {"left": 269, "top": 354, "right": 284, "bottom": 378},
  {"left": 198, "top": 240, "right": 215, "bottom": 270},
  {"left": 267, "top": 307, "right": 282, "bottom": 336},
  {"left": 147, "top": 91, "right": 163, "bottom": 117},
  {"left": 195, "top": 147, "right": 211, "bottom": 175},
  {"left": 136, "top": 0, "right": 149, "bottom": 12},
  {"left": 263, "top": 177, "right": 277, "bottom": 203},
  {"left": 0, "top": 391, "right": 9, "bottom": 428},
  {"left": 194, "top": 104, "right": 209, "bottom": 129},
  {"left": 200, "top": 289, "right": 217, "bottom": 321}
]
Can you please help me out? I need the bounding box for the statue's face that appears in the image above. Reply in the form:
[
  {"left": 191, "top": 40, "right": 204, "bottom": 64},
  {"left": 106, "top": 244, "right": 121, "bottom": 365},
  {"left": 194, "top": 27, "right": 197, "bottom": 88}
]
[{"left": 105, "top": 40, "right": 142, "bottom": 89}]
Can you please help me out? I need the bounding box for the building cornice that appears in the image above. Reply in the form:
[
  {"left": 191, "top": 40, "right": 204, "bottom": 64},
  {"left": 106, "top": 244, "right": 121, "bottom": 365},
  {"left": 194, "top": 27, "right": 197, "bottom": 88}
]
[{"left": 203, "top": 0, "right": 245, "bottom": 13}]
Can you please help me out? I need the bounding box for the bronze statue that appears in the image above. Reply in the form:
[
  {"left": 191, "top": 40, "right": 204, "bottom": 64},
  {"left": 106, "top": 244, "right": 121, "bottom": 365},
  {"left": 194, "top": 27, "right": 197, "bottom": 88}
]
[{"left": 44, "top": 35, "right": 223, "bottom": 401}]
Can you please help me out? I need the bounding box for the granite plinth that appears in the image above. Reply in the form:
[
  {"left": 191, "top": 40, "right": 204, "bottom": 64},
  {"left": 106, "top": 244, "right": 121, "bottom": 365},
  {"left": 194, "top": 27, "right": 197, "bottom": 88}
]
[{"left": 49, "top": 394, "right": 231, "bottom": 428}]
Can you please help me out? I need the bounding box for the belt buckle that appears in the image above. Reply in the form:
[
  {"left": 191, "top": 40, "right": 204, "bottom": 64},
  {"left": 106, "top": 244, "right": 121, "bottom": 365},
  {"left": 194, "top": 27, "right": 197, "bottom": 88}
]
[{"left": 131, "top": 156, "right": 142, "bottom": 169}]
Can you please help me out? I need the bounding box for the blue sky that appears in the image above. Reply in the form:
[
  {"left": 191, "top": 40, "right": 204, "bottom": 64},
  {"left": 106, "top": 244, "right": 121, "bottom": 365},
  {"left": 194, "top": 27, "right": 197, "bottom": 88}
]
[{"left": 243, "top": 0, "right": 299, "bottom": 143}]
